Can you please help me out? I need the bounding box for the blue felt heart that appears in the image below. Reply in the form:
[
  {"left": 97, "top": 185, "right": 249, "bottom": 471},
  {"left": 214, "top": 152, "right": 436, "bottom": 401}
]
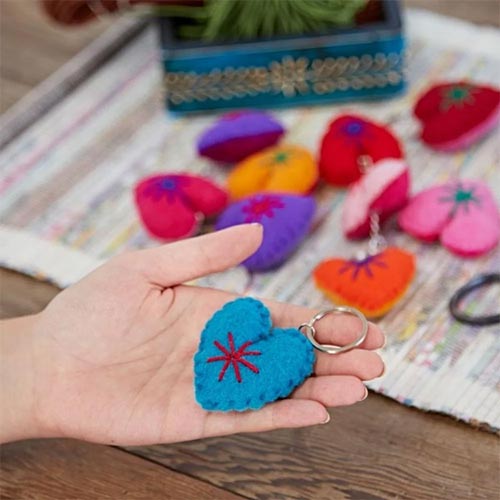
[{"left": 194, "top": 298, "right": 315, "bottom": 412}]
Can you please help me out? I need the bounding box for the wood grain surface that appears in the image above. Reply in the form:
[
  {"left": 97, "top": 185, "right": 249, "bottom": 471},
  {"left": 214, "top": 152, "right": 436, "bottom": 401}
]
[
  {"left": 1, "top": 270, "right": 499, "bottom": 499},
  {"left": 0, "top": 439, "right": 244, "bottom": 500},
  {"left": 405, "top": 0, "right": 499, "bottom": 27},
  {"left": 0, "top": 270, "right": 59, "bottom": 319},
  {"left": 0, "top": 0, "right": 113, "bottom": 114},
  {"left": 131, "top": 396, "right": 499, "bottom": 500}
]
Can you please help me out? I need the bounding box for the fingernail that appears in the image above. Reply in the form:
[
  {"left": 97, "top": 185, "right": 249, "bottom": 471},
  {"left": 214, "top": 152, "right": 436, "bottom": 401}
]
[
  {"left": 381, "top": 334, "right": 387, "bottom": 349},
  {"left": 321, "top": 412, "right": 331, "bottom": 424},
  {"left": 379, "top": 363, "right": 386, "bottom": 378},
  {"left": 248, "top": 222, "right": 263, "bottom": 229},
  {"left": 360, "top": 386, "right": 369, "bottom": 401}
]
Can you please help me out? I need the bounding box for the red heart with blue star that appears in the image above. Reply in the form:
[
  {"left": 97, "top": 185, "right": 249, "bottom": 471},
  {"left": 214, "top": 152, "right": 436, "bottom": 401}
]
[{"left": 319, "top": 114, "right": 403, "bottom": 186}]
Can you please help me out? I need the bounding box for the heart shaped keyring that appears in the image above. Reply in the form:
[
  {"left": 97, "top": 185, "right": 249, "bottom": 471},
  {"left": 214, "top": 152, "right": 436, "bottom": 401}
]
[
  {"left": 194, "top": 297, "right": 369, "bottom": 412},
  {"left": 299, "top": 306, "right": 368, "bottom": 354}
]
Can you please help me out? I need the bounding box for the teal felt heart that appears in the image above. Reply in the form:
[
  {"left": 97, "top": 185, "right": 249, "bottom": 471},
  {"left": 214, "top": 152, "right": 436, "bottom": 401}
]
[{"left": 194, "top": 298, "right": 315, "bottom": 412}]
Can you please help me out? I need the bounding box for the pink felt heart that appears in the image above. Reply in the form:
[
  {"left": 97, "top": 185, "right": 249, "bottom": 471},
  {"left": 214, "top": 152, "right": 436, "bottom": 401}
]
[
  {"left": 134, "top": 173, "right": 228, "bottom": 241},
  {"left": 398, "top": 179, "right": 500, "bottom": 257},
  {"left": 342, "top": 159, "right": 410, "bottom": 239}
]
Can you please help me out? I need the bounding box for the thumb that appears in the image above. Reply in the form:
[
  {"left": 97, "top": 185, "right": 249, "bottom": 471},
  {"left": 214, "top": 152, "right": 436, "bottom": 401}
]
[{"left": 131, "top": 223, "right": 263, "bottom": 287}]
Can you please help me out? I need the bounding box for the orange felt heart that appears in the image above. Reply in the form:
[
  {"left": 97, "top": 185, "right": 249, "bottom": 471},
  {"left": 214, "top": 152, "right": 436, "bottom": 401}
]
[
  {"left": 227, "top": 145, "right": 318, "bottom": 200},
  {"left": 313, "top": 247, "right": 416, "bottom": 318}
]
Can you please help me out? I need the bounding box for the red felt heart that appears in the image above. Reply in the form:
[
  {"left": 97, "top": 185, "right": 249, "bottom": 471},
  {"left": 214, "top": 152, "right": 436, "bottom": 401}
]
[
  {"left": 414, "top": 81, "right": 500, "bottom": 151},
  {"left": 318, "top": 114, "right": 403, "bottom": 186},
  {"left": 134, "top": 173, "right": 228, "bottom": 241}
]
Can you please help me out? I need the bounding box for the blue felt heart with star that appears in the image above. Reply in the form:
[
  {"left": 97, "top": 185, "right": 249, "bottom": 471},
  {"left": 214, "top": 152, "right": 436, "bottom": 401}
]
[{"left": 194, "top": 297, "right": 315, "bottom": 412}]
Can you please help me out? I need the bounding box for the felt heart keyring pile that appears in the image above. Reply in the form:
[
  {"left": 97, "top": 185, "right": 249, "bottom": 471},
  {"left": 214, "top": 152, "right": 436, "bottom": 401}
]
[
  {"left": 133, "top": 80, "right": 499, "bottom": 306},
  {"left": 134, "top": 109, "right": 320, "bottom": 271},
  {"left": 129, "top": 81, "right": 499, "bottom": 414},
  {"left": 315, "top": 115, "right": 416, "bottom": 318}
]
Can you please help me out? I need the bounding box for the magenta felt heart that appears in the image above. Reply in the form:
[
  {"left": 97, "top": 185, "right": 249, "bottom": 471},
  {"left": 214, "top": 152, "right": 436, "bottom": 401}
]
[
  {"left": 342, "top": 158, "right": 410, "bottom": 239},
  {"left": 134, "top": 173, "right": 228, "bottom": 241},
  {"left": 399, "top": 179, "right": 500, "bottom": 257}
]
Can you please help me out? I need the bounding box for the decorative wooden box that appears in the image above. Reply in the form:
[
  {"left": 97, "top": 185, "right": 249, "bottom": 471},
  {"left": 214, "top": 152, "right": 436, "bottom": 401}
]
[{"left": 159, "top": 0, "right": 405, "bottom": 114}]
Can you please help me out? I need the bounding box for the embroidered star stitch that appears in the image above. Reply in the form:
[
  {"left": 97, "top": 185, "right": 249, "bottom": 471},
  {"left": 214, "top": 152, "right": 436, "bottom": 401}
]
[
  {"left": 338, "top": 254, "right": 388, "bottom": 281},
  {"left": 143, "top": 176, "right": 187, "bottom": 201},
  {"left": 438, "top": 182, "right": 481, "bottom": 216},
  {"left": 440, "top": 84, "right": 477, "bottom": 111},
  {"left": 207, "top": 332, "right": 261, "bottom": 383},
  {"left": 242, "top": 195, "right": 285, "bottom": 223}
]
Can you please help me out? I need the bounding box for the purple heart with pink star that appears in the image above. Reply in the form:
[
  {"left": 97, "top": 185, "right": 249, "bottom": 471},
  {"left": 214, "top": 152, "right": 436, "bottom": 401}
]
[{"left": 215, "top": 193, "right": 316, "bottom": 271}]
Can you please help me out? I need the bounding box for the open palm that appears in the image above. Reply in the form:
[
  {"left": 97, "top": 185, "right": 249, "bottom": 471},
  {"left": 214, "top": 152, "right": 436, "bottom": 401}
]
[{"left": 32, "top": 224, "right": 384, "bottom": 445}]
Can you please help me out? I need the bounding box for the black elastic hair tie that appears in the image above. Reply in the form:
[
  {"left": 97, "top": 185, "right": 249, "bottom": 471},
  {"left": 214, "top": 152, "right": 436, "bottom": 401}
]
[{"left": 449, "top": 273, "right": 500, "bottom": 326}]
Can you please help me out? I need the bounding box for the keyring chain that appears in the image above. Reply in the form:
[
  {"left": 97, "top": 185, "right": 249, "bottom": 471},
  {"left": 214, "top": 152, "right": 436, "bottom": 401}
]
[
  {"left": 367, "top": 212, "right": 387, "bottom": 256},
  {"left": 355, "top": 212, "right": 387, "bottom": 261},
  {"left": 357, "top": 154, "right": 373, "bottom": 173}
]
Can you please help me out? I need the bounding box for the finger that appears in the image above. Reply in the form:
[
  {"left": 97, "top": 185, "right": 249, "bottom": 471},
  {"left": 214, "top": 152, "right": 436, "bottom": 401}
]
[
  {"left": 292, "top": 375, "right": 367, "bottom": 407},
  {"left": 265, "top": 300, "right": 385, "bottom": 350},
  {"left": 204, "top": 399, "right": 330, "bottom": 438},
  {"left": 128, "top": 224, "right": 263, "bottom": 287},
  {"left": 315, "top": 349, "right": 385, "bottom": 380},
  {"left": 180, "top": 287, "right": 385, "bottom": 351}
]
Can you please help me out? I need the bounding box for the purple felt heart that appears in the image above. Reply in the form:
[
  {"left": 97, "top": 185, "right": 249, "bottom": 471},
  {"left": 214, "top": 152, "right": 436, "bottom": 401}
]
[
  {"left": 197, "top": 110, "right": 285, "bottom": 163},
  {"left": 215, "top": 193, "right": 316, "bottom": 271}
]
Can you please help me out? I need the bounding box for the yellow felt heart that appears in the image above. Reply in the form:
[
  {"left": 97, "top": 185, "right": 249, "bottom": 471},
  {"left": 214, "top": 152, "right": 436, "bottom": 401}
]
[
  {"left": 227, "top": 145, "right": 318, "bottom": 200},
  {"left": 313, "top": 247, "right": 416, "bottom": 318}
]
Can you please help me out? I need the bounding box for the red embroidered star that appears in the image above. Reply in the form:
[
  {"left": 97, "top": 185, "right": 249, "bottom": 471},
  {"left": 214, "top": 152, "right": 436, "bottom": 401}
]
[
  {"left": 207, "top": 332, "right": 261, "bottom": 383},
  {"left": 242, "top": 195, "right": 285, "bottom": 223}
]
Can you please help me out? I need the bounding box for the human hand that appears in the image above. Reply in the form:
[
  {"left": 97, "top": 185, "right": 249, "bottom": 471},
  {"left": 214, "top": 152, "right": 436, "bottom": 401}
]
[{"left": 1, "top": 224, "right": 384, "bottom": 445}]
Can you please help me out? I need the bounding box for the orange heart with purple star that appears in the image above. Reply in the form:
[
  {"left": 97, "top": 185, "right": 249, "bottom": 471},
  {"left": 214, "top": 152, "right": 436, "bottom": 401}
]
[{"left": 313, "top": 247, "right": 416, "bottom": 318}]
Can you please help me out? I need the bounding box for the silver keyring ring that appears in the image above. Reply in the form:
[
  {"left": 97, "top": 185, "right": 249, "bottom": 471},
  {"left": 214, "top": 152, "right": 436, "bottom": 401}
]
[{"left": 298, "top": 306, "right": 369, "bottom": 354}]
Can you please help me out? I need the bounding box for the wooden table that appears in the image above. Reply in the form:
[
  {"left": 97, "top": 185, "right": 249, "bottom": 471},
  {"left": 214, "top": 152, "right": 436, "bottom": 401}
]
[{"left": 1, "top": 2, "right": 499, "bottom": 499}]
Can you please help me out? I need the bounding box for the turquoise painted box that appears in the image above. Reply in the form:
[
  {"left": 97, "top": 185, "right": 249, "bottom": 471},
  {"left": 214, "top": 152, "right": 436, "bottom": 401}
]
[{"left": 159, "top": 0, "right": 405, "bottom": 114}]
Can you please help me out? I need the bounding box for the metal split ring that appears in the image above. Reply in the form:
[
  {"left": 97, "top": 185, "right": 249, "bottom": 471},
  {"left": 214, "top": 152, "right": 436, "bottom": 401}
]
[{"left": 299, "top": 306, "right": 369, "bottom": 354}]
